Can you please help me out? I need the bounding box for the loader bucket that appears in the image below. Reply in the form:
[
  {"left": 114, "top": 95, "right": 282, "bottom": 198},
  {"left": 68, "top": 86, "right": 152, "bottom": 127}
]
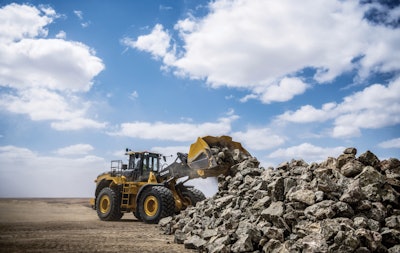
[{"left": 187, "top": 135, "right": 250, "bottom": 178}]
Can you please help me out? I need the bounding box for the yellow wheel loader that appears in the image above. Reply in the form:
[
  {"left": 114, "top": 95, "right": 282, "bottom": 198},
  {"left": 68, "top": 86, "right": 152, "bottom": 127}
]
[{"left": 90, "top": 135, "right": 250, "bottom": 223}]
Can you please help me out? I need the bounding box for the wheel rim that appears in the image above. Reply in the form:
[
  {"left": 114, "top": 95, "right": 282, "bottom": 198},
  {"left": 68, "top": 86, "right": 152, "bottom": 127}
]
[
  {"left": 183, "top": 195, "right": 192, "bottom": 206},
  {"left": 144, "top": 196, "right": 158, "bottom": 217},
  {"left": 99, "top": 195, "right": 111, "bottom": 214}
]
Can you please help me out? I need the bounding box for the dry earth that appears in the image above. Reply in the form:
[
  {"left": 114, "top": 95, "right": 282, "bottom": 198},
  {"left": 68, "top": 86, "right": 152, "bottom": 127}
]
[{"left": 0, "top": 198, "right": 192, "bottom": 253}]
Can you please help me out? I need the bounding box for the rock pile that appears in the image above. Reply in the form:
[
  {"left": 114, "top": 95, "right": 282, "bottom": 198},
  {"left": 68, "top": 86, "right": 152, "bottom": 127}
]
[{"left": 160, "top": 148, "right": 400, "bottom": 252}]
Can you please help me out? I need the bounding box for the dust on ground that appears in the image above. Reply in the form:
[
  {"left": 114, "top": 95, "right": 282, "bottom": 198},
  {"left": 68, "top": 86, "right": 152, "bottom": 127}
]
[{"left": 0, "top": 198, "right": 192, "bottom": 253}]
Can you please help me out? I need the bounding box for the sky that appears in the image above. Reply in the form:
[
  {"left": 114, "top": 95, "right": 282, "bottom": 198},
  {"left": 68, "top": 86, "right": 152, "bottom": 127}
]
[{"left": 0, "top": 0, "right": 399, "bottom": 198}]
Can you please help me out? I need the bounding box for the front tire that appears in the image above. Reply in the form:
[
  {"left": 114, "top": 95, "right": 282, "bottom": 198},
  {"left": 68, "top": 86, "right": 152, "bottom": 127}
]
[
  {"left": 96, "top": 187, "right": 123, "bottom": 221},
  {"left": 138, "top": 186, "right": 175, "bottom": 224},
  {"left": 182, "top": 188, "right": 206, "bottom": 206}
]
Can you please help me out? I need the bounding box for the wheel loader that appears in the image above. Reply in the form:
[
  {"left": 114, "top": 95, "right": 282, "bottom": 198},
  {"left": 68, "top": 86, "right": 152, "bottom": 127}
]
[{"left": 90, "top": 135, "right": 250, "bottom": 224}]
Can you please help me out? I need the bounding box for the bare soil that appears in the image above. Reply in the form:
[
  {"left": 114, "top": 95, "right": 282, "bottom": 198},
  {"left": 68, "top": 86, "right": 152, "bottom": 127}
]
[{"left": 0, "top": 198, "right": 192, "bottom": 253}]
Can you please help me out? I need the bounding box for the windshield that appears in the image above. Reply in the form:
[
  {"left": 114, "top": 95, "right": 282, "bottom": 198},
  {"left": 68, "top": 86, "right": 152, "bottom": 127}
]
[{"left": 144, "top": 154, "right": 160, "bottom": 172}]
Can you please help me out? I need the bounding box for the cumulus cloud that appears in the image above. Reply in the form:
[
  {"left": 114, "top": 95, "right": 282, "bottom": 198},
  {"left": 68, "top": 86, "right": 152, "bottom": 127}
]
[
  {"left": 121, "top": 24, "right": 173, "bottom": 60},
  {"left": 268, "top": 143, "right": 345, "bottom": 163},
  {"left": 51, "top": 118, "right": 107, "bottom": 131},
  {"left": 378, "top": 137, "right": 400, "bottom": 149},
  {"left": 55, "top": 144, "right": 94, "bottom": 156},
  {"left": 0, "top": 3, "right": 54, "bottom": 43},
  {"left": 55, "top": 30, "right": 66, "bottom": 39},
  {"left": 0, "top": 145, "right": 106, "bottom": 197},
  {"left": 125, "top": 0, "right": 400, "bottom": 104},
  {"left": 232, "top": 127, "right": 285, "bottom": 150},
  {"left": 109, "top": 114, "right": 237, "bottom": 142},
  {"left": 246, "top": 77, "right": 309, "bottom": 104},
  {"left": 0, "top": 3, "right": 105, "bottom": 131},
  {"left": 278, "top": 77, "right": 400, "bottom": 138}
]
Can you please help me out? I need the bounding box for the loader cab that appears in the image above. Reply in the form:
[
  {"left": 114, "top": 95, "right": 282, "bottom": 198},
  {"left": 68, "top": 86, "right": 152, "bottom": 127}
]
[{"left": 125, "top": 151, "right": 162, "bottom": 181}]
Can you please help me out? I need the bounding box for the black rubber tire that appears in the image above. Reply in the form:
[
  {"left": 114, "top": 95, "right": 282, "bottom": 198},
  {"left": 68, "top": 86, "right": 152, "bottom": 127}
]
[
  {"left": 96, "top": 187, "right": 123, "bottom": 221},
  {"left": 138, "top": 186, "right": 175, "bottom": 224},
  {"left": 182, "top": 187, "right": 206, "bottom": 206},
  {"left": 133, "top": 209, "right": 142, "bottom": 221}
]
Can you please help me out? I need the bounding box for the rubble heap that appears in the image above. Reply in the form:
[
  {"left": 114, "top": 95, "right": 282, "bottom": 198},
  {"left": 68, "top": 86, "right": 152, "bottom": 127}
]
[{"left": 160, "top": 148, "right": 400, "bottom": 252}]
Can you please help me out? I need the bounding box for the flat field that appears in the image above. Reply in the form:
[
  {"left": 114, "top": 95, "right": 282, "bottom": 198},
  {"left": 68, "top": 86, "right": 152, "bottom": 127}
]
[{"left": 0, "top": 198, "right": 191, "bottom": 253}]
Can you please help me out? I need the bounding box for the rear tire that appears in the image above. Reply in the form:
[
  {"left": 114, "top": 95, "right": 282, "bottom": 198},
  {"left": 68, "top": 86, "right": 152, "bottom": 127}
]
[
  {"left": 96, "top": 187, "right": 123, "bottom": 221},
  {"left": 182, "top": 188, "right": 206, "bottom": 206},
  {"left": 138, "top": 186, "right": 175, "bottom": 224}
]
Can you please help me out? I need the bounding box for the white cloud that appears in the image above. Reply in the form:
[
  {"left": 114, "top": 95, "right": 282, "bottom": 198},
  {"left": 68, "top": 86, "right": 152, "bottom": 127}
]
[
  {"left": 55, "top": 30, "right": 66, "bottom": 39},
  {"left": 0, "top": 88, "right": 107, "bottom": 130},
  {"left": 0, "top": 38, "right": 104, "bottom": 92},
  {"left": 126, "top": 0, "right": 400, "bottom": 104},
  {"left": 109, "top": 115, "right": 237, "bottom": 142},
  {"left": 55, "top": 144, "right": 94, "bottom": 156},
  {"left": 130, "top": 90, "right": 139, "bottom": 100},
  {"left": 73, "top": 10, "right": 83, "bottom": 20},
  {"left": 253, "top": 77, "right": 309, "bottom": 104},
  {"left": 378, "top": 138, "right": 400, "bottom": 149},
  {"left": 151, "top": 146, "right": 189, "bottom": 164},
  {"left": 51, "top": 118, "right": 107, "bottom": 131},
  {"left": 268, "top": 143, "right": 345, "bottom": 163},
  {"left": 278, "top": 77, "right": 400, "bottom": 138},
  {"left": 0, "top": 88, "right": 84, "bottom": 121},
  {"left": 0, "top": 3, "right": 105, "bottom": 131},
  {"left": 0, "top": 3, "right": 54, "bottom": 43},
  {"left": 121, "top": 24, "right": 173, "bottom": 60},
  {"left": 232, "top": 127, "right": 285, "bottom": 150},
  {"left": 0, "top": 145, "right": 106, "bottom": 197}
]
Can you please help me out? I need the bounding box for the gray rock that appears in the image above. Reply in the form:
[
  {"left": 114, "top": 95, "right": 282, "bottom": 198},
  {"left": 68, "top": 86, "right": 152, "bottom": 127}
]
[
  {"left": 207, "top": 244, "right": 230, "bottom": 253},
  {"left": 202, "top": 228, "right": 218, "bottom": 239},
  {"left": 355, "top": 228, "right": 382, "bottom": 252},
  {"left": 341, "top": 160, "right": 364, "bottom": 177},
  {"left": 296, "top": 233, "right": 328, "bottom": 253},
  {"left": 354, "top": 216, "right": 368, "bottom": 229},
  {"left": 183, "top": 235, "right": 206, "bottom": 249},
  {"left": 381, "top": 229, "right": 400, "bottom": 248},
  {"left": 344, "top": 147, "right": 357, "bottom": 155},
  {"left": 315, "top": 191, "right": 324, "bottom": 202},
  {"left": 332, "top": 201, "right": 354, "bottom": 218},
  {"left": 231, "top": 234, "right": 253, "bottom": 253},
  {"left": 252, "top": 195, "right": 271, "bottom": 210},
  {"left": 358, "top": 150, "right": 380, "bottom": 169},
  {"left": 262, "top": 201, "right": 285, "bottom": 221},
  {"left": 262, "top": 239, "right": 283, "bottom": 253},
  {"left": 337, "top": 153, "right": 356, "bottom": 169},
  {"left": 385, "top": 215, "right": 400, "bottom": 229},
  {"left": 388, "top": 244, "right": 400, "bottom": 253},
  {"left": 263, "top": 226, "right": 285, "bottom": 242},
  {"left": 333, "top": 230, "right": 360, "bottom": 252},
  {"left": 340, "top": 179, "right": 364, "bottom": 204},
  {"left": 304, "top": 200, "right": 336, "bottom": 220},
  {"left": 288, "top": 189, "right": 316, "bottom": 205},
  {"left": 174, "top": 230, "right": 186, "bottom": 244},
  {"left": 268, "top": 178, "right": 285, "bottom": 201}
]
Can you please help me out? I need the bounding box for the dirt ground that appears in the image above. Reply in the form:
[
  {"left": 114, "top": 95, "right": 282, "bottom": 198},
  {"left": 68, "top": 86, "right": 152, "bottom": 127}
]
[{"left": 0, "top": 198, "right": 193, "bottom": 253}]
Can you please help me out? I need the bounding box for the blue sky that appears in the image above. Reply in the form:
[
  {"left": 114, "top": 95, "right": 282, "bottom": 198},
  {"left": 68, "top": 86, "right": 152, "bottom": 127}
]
[{"left": 0, "top": 0, "right": 399, "bottom": 197}]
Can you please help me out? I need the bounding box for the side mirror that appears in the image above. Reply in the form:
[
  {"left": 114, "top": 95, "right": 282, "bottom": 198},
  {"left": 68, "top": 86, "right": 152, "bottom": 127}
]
[{"left": 163, "top": 156, "right": 167, "bottom": 162}]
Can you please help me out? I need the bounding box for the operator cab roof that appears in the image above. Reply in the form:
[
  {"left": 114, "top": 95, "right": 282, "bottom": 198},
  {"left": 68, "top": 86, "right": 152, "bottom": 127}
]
[{"left": 124, "top": 150, "right": 162, "bottom": 157}]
